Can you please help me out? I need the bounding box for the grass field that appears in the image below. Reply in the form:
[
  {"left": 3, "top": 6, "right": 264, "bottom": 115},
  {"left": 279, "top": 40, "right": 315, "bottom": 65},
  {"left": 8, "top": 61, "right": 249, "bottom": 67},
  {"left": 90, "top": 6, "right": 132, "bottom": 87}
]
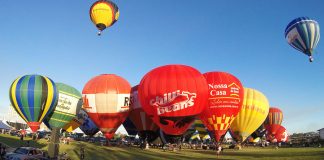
[{"left": 1, "top": 134, "right": 324, "bottom": 160}]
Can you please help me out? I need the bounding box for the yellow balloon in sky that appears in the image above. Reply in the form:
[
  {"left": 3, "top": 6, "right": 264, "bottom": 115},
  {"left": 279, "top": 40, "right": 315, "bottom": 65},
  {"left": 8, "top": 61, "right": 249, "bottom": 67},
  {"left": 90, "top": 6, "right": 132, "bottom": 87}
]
[
  {"left": 230, "top": 88, "right": 269, "bottom": 142},
  {"left": 90, "top": 0, "right": 119, "bottom": 35}
]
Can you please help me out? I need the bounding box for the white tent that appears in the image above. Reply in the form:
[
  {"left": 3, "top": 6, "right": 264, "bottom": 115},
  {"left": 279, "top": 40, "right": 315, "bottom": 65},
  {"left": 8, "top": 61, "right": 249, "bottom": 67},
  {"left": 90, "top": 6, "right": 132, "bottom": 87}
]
[
  {"left": 72, "top": 127, "right": 84, "bottom": 134},
  {"left": 0, "top": 120, "right": 12, "bottom": 130}
]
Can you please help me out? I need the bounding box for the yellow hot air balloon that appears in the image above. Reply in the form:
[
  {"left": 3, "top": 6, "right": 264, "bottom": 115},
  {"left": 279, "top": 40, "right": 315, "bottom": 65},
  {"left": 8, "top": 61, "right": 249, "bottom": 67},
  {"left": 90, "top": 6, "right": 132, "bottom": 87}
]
[
  {"left": 230, "top": 88, "right": 269, "bottom": 142},
  {"left": 90, "top": 0, "right": 119, "bottom": 36},
  {"left": 62, "top": 109, "right": 87, "bottom": 132}
]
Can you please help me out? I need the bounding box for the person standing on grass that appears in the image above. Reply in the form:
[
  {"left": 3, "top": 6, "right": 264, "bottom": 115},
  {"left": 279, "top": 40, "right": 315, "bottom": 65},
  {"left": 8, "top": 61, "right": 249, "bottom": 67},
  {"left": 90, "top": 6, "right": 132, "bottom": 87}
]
[{"left": 216, "top": 144, "right": 222, "bottom": 159}]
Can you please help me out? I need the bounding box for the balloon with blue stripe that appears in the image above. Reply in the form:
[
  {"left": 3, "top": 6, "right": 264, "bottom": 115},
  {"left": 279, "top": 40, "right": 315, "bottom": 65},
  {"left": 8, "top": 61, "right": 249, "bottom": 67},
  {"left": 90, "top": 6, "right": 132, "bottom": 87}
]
[
  {"left": 285, "top": 17, "right": 320, "bottom": 62},
  {"left": 9, "top": 74, "right": 58, "bottom": 132}
]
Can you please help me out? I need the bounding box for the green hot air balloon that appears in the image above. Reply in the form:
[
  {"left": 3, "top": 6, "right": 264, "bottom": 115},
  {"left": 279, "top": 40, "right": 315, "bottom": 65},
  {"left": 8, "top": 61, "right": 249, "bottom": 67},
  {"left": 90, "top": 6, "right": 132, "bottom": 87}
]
[{"left": 45, "top": 83, "right": 83, "bottom": 128}]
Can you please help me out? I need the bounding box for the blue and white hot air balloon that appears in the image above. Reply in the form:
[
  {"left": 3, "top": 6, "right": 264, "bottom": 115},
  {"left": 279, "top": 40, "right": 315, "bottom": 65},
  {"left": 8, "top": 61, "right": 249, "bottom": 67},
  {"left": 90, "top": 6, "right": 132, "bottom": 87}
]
[{"left": 285, "top": 17, "right": 320, "bottom": 62}]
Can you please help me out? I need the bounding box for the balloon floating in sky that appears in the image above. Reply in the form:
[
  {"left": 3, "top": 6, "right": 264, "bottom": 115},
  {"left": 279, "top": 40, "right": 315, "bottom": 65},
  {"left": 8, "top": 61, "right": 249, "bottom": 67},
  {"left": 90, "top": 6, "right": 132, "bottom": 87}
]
[
  {"left": 90, "top": 0, "right": 119, "bottom": 36},
  {"left": 138, "top": 64, "right": 208, "bottom": 136},
  {"left": 285, "top": 17, "right": 320, "bottom": 62},
  {"left": 9, "top": 75, "right": 58, "bottom": 132},
  {"left": 83, "top": 74, "right": 131, "bottom": 140},
  {"left": 230, "top": 88, "right": 270, "bottom": 142}
]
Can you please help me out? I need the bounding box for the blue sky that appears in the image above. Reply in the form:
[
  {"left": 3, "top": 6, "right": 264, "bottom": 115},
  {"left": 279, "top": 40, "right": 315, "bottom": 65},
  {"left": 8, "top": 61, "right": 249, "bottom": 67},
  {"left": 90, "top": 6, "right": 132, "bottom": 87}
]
[{"left": 0, "top": 0, "right": 323, "bottom": 134}]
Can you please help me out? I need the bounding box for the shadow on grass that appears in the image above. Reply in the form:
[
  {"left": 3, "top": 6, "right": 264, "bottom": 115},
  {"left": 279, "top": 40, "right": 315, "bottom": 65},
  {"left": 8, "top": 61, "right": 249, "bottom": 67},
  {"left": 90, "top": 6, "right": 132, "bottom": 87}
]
[{"left": 0, "top": 134, "right": 46, "bottom": 149}]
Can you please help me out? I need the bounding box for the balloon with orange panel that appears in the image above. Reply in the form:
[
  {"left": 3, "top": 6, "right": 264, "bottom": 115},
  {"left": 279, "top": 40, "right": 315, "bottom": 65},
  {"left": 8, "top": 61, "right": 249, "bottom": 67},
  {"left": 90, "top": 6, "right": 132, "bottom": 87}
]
[
  {"left": 82, "top": 74, "right": 131, "bottom": 140},
  {"left": 129, "top": 85, "right": 159, "bottom": 141},
  {"left": 199, "top": 72, "right": 244, "bottom": 142},
  {"left": 267, "top": 125, "right": 288, "bottom": 143},
  {"left": 264, "top": 107, "right": 283, "bottom": 135},
  {"left": 138, "top": 64, "right": 208, "bottom": 135}
]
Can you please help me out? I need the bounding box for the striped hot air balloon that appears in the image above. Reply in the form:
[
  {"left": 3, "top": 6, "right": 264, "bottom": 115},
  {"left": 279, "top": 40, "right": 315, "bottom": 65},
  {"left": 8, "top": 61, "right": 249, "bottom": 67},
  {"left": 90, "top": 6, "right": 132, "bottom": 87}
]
[
  {"left": 90, "top": 0, "right": 119, "bottom": 35},
  {"left": 82, "top": 74, "right": 131, "bottom": 140},
  {"left": 285, "top": 17, "right": 320, "bottom": 62},
  {"left": 194, "top": 119, "right": 209, "bottom": 140},
  {"left": 44, "top": 83, "right": 82, "bottom": 129},
  {"left": 62, "top": 108, "right": 87, "bottom": 132},
  {"left": 264, "top": 107, "right": 283, "bottom": 135},
  {"left": 9, "top": 75, "right": 58, "bottom": 132}
]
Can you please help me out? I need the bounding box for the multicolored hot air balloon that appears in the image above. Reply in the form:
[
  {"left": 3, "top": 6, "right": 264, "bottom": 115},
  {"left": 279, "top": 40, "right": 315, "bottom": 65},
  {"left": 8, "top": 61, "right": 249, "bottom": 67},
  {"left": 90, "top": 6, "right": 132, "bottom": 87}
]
[
  {"left": 138, "top": 64, "right": 208, "bottom": 135},
  {"left": 285, "top": 17, "right": 320, "bottom": 62},
  {"left": 9, "top": 75, "right": 58, "bottom": 132},
  {"left": 230, "top": 88, "right": 270, "bottom": 142},
  {"left": 82, "top": 74, "right": 131, "bottom": 140},
  {"left": 199, "top": 72, "right": 244, "bottom": 142},
  {"left": 264, "top": 107, "right": 283, "bottom": 135},
  {"left": 90, "top": 0, "right": 119, "bottom": 35},
  {"left": 129, "top": 85, "right": 159, "bottom": 142},
  {"left": 44, "top": 83, "right": 82, "bottom": 129}
]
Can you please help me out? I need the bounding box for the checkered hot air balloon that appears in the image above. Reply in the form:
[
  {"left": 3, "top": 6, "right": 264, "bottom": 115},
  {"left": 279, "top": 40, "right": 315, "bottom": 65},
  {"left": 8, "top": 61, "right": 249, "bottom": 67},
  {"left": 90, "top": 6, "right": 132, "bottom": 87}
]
[
  {"left": 199, "top": 72, "right": 244, "bottom": 142},
  {"left": 9, "top": 75, "right": 58, "bottom": 132},
  {"left": 285, "top": 17, "right": 320, "bottom": 62}
]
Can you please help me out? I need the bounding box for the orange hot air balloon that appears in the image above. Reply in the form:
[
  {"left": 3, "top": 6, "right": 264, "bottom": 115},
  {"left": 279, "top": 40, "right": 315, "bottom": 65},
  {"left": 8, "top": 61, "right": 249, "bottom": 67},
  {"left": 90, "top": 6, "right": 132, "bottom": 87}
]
[
  {"left": 82, "top": 74, "right": 131, "bottom": 140},
  {"left": 264, "top": 107, "right": 283, "bottom": 135},
  {"left": 138, "top": 64, "right": 208, "bottom": 135},
  {"left": 199, "top": 72, "right": 244, "bottom": 142}
]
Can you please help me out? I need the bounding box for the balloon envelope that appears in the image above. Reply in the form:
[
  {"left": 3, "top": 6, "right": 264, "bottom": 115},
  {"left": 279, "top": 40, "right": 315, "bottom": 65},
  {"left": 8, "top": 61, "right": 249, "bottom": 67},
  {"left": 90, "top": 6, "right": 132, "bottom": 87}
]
[
  {"left": 63, "top": 108, "right": 87, "bottom": 132},
  {"left": 45, "top": 83, "right": 82, "bottom": 129},
  {"left": 138, "top": 64, "right": 208, "bottom": 135},
  {"left": 199, "top": 72, "right": 244, "bottom": 142},
  {"left": 230, "top": 88, "right": 270, "bottom": 142},
  {"left": 129, "top": 85, "right": 159, "bottom": 138},
  {"left": 90, "top": 0, "right": 119, "bottom": 35},
  {"left": 285, "top": 17, "right": 320, "bottom": 62},
  {"left": 123, "top": 118, "right": 138, "bottom": 136},
  {"left": 264, "top": 107, "right": 283, "bottom": 135},
  {"left": 9, "top": 75, "right": 58, "bottom": 132},
  {"left": 82, "top": 74, "right": 131, "bottom": 139}
]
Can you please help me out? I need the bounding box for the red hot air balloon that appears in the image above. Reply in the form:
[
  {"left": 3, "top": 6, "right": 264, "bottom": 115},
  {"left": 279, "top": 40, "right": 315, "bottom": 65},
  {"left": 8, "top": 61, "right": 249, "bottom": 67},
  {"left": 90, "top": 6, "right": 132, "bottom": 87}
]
[
  {"left": 138, "top": 64, "right": 208, "bottom": 135},
  {"left": 129, "top": 85, "right": 159, "bottom": 139},
  {"left": 199, "top": 72, "right": 244, "bottom": 142},
  {"left": 267, "top": 125, "right": 288, "bottom": 143},
  {"left": 264, "top": 107, "right": 283, "bottom": 135},
  {"left": 82, "top": 74, "right": 131, "bottom": 140}
]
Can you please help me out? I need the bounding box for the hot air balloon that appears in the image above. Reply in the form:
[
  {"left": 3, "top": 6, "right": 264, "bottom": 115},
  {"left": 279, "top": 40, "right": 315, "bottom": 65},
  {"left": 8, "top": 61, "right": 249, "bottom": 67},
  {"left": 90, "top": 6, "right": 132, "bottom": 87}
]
[
  {"left": 267, "top": 125, "right": 288, "bottom": 143},
  {"left": 79, "top": 113, "right": 100, "bottom": 136},
  {"left": 123, "top": 118, "right": 138, "bottom": 137},
  {"left": 9, "top": 75, "right": 58, "bottom": 132},
  {"left": 285, "top": 17, "right": 320, "bottom": 62},
  {"left": 199, "top": 72, "right": 244, "bottom": 142},
  {"left": 194, "top": 119, "right": 209, "bottom": 140},
  {"left": 129, "top": 85, "right": 159, "bottom": 142},
  {"left": 90, "top": 0, "right": 119, "bottom": 36},
  {"left": 138, "top": 64, "right": 208, "bottom": 136},
  {"left": 264, "top": 107, "right": 283, "bottom": 135},
  {"left": 251, "top": 124, "right": 267, "bottom": 139},
  {"left": 82, "top": 74, "right": 131, "bottom": 140},
  {"left": 44, "top": 83, "right": 83, "bottom": 129},
  {"left": 62, "top": 108, "right": 88, "bottom": 132},
  {"left": 230, "top": 88, "right": 270, "bottom": 142}
]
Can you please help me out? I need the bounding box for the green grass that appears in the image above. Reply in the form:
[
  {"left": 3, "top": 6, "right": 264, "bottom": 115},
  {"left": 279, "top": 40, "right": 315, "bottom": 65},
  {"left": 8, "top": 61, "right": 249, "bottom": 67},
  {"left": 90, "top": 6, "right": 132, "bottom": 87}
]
[{"left": 1, "top": 134, "right": 324, "bottom": 160}]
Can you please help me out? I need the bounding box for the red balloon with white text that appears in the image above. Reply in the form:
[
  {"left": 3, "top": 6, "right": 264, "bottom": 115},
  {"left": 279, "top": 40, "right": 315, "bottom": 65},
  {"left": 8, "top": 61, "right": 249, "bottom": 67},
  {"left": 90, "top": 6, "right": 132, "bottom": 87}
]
[{"left": 138, "top": 64, "right": 208, "bottom": 135}]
